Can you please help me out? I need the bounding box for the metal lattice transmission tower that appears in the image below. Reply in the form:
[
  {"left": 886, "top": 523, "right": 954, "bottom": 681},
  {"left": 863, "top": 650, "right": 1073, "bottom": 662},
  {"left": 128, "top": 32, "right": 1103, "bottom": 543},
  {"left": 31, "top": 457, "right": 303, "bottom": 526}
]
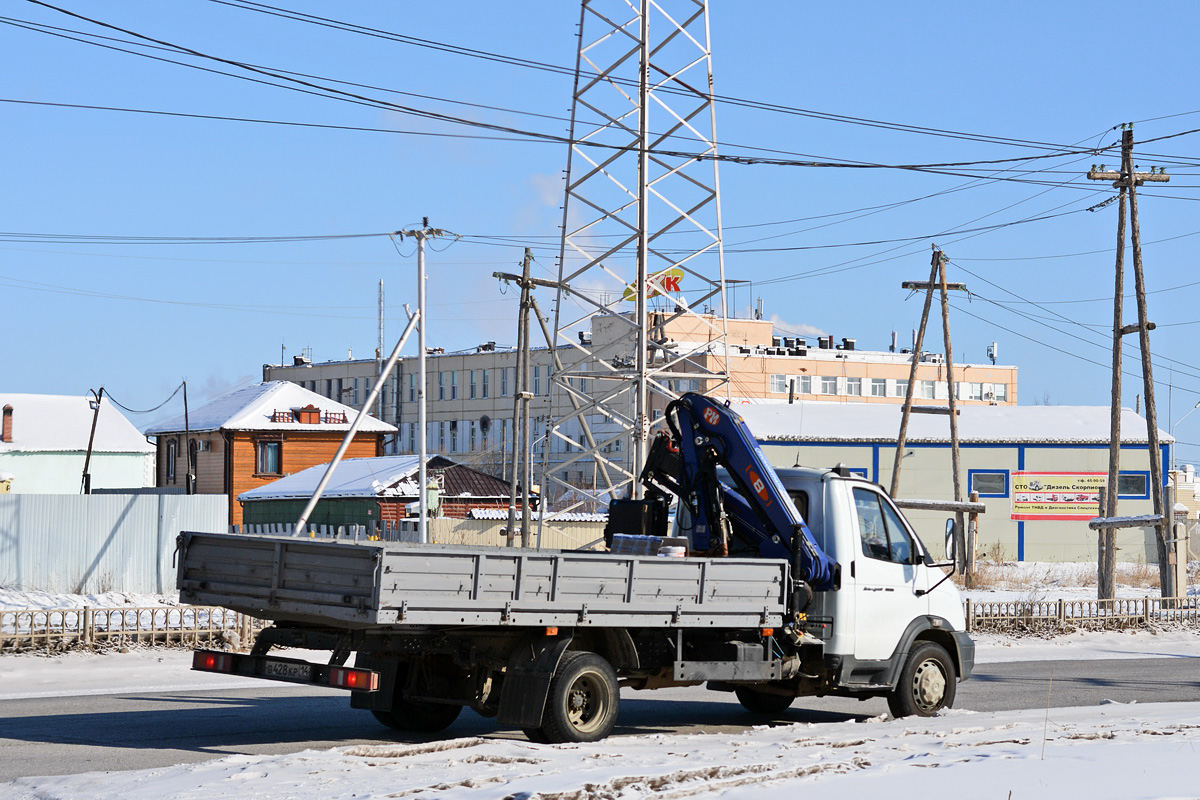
[{"left": 543, "top": 0, "right": 730, "bottom": 519}]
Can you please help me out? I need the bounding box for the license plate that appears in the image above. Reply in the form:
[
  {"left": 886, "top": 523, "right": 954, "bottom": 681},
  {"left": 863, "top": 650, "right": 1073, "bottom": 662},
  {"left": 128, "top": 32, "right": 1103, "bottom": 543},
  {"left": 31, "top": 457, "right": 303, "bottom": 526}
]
[{"left": 262, "top": 659, "right": 313, "bottom": 681}]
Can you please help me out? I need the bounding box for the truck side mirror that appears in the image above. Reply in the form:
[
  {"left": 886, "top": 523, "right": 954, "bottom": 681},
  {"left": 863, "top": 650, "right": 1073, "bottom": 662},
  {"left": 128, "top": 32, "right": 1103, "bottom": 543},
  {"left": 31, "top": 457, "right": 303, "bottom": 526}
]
[{"left": 944, "top": 518, "right": 957, "bottom": 562}]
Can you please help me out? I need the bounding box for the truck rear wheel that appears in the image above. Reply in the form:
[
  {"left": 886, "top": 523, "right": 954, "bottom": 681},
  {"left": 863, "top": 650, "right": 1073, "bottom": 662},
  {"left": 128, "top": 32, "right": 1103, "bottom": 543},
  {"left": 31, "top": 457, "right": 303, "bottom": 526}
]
[
  {"left": 734, "top": 685, "right": 794, "bottom": 715},
  {"left": 372, "top": 697, "right": 462, "bottom": 733},
  {"left": 887, "top": 641, "right": 956, "bottom": 718},
  {"left": 538, "top": 651, "right": 619, "bottom": 743}
]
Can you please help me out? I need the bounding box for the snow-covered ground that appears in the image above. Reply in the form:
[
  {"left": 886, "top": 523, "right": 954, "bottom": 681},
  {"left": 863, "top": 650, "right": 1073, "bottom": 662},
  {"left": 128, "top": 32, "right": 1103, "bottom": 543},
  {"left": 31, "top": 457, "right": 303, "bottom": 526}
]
[
  {"left": 3, "top": 571, "right": 1200, "bottom": 799},
  {"left": 3, "top": 690, "right": 1198, "bottom": 799},
  {"left": 0, "top": 587, "right": 180, "bottom": 611}
]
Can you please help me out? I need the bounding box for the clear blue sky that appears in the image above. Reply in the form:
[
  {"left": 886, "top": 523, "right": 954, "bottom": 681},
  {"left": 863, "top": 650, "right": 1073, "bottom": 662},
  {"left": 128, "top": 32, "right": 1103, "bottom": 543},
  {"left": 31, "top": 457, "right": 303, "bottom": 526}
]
[{"left": 6, "top": 2, "right": 1200, "bottom": 458}]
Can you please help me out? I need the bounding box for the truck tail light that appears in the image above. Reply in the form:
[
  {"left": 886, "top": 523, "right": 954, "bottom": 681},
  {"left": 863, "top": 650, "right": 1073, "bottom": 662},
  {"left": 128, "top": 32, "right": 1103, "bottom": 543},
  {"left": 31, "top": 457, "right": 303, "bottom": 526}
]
[
  {"left": 329, "top": 667, "right": 379, "bottom": 691},
  {"left": 193, "top": 650, "right": 233, "bottom": 673}
]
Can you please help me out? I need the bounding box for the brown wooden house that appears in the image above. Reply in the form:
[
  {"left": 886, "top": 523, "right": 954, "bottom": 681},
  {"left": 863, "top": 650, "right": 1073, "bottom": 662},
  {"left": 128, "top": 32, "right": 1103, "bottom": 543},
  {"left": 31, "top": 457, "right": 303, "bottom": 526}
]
[{"left": 146, "top": 381, "right": 395, "bottom": 526}]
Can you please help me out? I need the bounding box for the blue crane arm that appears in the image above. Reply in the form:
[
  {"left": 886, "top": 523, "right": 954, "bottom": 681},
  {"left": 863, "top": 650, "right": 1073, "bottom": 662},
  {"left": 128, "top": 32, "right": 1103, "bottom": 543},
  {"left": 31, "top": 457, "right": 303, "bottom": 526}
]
[{"left": 665, "top": 393, "right": 839, "bottom": 592}]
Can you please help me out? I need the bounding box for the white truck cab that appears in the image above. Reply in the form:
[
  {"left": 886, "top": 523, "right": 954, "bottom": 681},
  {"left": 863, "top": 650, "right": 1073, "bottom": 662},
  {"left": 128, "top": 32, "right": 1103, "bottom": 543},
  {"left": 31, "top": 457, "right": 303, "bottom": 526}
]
[{"left": 774, "top": 466, "right": 973, "bottom": 715}]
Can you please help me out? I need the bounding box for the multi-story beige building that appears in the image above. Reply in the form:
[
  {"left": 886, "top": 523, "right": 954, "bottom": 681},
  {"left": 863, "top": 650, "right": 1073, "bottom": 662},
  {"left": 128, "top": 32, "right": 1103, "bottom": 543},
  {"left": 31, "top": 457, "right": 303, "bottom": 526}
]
[{"left": 265, "top": 314, "right": 1017, "bottom": 490}]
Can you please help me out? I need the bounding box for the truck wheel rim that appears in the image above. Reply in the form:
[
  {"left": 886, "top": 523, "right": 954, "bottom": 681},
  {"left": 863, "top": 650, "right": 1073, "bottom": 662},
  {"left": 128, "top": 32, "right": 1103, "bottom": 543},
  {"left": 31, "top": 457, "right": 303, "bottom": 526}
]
[
  {"left": 912, "top": 658, "right": 946, "bottom": 713},
  {"left": 566, "top": 671, "right": 608, "bottom": 732}
]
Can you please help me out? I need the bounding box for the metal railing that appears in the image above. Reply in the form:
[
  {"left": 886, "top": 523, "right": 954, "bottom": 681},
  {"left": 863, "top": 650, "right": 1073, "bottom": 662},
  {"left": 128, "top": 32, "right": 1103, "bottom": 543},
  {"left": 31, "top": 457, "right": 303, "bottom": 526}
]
[
  {"left": 965, "top": 595, "right": 1200, "bottom": 633},
  {"left": 4, "top": 594, "right": 1198, "bottom": 652},
  {"left": 0, "top": 605, "right": 262, "bottom": 653}
]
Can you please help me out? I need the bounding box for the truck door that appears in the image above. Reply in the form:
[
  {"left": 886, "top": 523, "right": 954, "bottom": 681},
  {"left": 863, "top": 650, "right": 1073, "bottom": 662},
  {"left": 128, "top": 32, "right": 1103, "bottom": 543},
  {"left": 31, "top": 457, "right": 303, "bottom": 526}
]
[{"left": 850, "top": 486, "right": 928, "bottom": 661}]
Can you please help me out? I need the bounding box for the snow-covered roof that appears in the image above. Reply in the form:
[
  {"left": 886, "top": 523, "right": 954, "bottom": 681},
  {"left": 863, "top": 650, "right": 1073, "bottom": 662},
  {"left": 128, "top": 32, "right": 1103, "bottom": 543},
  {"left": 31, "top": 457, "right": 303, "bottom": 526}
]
[
  {"left": 468, "top": 508, "right": 608, "bottom": 523},
  {"left": 734, "top": 399, "right": 1171, "bottom": 444},
  {"left": 239, "top": 455, "right": 423, "bottom": 500},
  {"left": 145, "top": 382, "right": 395, "bottom": 435},
  {"left": 0, "top": 394, "right": 154, "bottom": 454}
]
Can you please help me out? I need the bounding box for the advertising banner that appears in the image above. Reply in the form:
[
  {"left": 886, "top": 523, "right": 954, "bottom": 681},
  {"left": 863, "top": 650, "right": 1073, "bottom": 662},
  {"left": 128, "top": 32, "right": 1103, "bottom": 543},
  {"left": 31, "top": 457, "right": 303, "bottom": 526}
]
[{"left": 1011, "top": 471, "right": 1105, "bottom": 521}]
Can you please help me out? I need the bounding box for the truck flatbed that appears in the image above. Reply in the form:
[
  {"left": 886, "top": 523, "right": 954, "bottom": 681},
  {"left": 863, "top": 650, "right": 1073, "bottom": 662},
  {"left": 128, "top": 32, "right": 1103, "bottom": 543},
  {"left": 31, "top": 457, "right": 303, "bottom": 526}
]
[{"left": 177, "top": 530, "right": 789, "bottom": 630}]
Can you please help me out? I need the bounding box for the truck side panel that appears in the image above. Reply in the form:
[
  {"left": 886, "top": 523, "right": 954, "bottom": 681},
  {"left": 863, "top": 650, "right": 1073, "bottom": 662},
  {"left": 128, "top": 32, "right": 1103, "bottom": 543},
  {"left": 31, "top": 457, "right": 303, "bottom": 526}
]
[{"left": 178, "top": 531, "right": 789, "bottom": 629}]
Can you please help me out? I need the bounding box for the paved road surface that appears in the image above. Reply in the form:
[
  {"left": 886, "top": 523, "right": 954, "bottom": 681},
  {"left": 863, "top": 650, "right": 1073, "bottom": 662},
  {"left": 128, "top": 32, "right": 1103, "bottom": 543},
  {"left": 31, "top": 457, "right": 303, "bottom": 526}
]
[{"left": 2, "top": 656, "right": 1198, "bottom": 781}]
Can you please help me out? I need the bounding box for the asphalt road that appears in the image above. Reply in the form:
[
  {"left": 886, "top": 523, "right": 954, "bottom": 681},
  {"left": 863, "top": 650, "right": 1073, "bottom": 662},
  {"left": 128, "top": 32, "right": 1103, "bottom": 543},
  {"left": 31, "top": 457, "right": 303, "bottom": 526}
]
[{"left": 2, "top": 656, "right": 1198, "bottom": 782}]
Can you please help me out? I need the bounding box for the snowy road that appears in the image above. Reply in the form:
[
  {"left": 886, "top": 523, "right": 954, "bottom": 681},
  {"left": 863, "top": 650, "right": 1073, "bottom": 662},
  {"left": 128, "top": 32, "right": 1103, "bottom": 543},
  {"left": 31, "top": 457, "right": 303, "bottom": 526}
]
[{"left": 2, "top": 653, "right": 1199, "bottom": 783}]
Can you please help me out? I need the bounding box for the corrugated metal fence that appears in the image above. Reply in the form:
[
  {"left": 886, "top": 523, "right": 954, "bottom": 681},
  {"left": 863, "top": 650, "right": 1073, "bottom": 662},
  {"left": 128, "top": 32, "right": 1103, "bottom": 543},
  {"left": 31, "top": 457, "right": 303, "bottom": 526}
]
[{"left": 0, "top": 494, "right": 228, "bottom": 594}]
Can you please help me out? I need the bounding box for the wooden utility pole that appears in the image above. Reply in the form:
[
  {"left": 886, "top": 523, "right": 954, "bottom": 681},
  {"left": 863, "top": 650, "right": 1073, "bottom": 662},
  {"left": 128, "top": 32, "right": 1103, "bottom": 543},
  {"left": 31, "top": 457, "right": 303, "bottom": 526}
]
[
  {"left": 892, "top": 248, "right": 970, "bottom": 571},
  {"left": 1087, "top": 125, "right": 1171, "bottom": 598}
]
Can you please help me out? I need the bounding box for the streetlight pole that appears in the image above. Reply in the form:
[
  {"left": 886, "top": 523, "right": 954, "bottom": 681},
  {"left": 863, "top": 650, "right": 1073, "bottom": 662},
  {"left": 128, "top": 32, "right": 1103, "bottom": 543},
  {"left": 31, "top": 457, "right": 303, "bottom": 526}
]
[
  {"left": 80, "top": 387, "right": 104, "bottom": 494},
  {"left": 1170, "top": 401, "right": 1200, "bottom": 470}
]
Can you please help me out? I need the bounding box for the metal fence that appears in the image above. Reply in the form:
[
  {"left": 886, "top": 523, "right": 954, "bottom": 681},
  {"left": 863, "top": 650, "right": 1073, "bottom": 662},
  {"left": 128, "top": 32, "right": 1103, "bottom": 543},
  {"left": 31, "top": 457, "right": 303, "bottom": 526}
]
[
  {"left": 0, "top": 605, "right": 258, "bottom": 653},
  {"left": 965, "top": 595, "right": 1200, "bottom": 633},
  {"left": 0, "top": 493, "right": 229, "bottom": 594}
]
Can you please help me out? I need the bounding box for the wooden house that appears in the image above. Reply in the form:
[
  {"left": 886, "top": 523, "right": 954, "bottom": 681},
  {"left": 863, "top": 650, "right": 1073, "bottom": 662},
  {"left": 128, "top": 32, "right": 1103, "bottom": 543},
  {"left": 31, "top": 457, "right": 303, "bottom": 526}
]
[{"left": 145, "top": 381, "right": 395, "bottom": 526}]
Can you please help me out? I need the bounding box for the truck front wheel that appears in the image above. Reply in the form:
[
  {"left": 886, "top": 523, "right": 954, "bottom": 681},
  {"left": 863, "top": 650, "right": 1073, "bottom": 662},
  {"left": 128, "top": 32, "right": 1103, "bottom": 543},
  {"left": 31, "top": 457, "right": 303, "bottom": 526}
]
[
  {"left": 537, "top": 651, "right": 619, "bottom": 743},
  {"left": 887, "top": 641, "right": 956, "bottom": 718}
]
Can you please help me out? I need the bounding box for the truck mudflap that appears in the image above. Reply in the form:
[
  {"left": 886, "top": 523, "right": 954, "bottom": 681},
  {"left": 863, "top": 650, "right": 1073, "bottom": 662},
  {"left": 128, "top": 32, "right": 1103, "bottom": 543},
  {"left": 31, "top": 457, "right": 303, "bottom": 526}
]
[
  {"left": 191, "top": 649, "right": 380, "bottom": 692},
  {"left": 496, "top": 633, "right": 574, "bottom": 728}
]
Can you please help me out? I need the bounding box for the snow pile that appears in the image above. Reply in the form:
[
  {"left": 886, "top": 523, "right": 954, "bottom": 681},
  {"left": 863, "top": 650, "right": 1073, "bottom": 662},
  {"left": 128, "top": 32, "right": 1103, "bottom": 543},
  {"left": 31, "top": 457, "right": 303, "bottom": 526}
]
[
  {"left": 6, "top": 702, "right": 1200, "bottom": 800},
  {"left": 0, "top": 587, "right": 179, "bottom": 611}
]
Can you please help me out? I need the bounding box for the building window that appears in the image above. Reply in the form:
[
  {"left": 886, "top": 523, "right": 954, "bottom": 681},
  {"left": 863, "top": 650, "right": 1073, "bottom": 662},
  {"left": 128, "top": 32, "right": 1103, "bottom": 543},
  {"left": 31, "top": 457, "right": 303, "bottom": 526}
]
[
  {"left": 482, "top": 369, "right": 490, "bottom": 398},
  {"left": 500, "top": 367, "right": 509, "bottom": 396},
  {"left": 449, "top": 421, "right": 459, "bottom": 452},
  {"left": 408, "top": 373, "right": 416, "bottom": 402},
  {"left": 469, "top": 370, "right": 478, "bottom": 399},
  {"left": 438, "top": 372, "right": 446, "bottom": 401},
  {"left": 969, "top": 470, "right": 1009, "bottom": 497},
  {"left": 993, "top": 383, "right": 1008, "bottom": 402},
  {"left": 469, "top": 420, "right": 477, "bottom": 451},
  {"left": 437, "top": 421, "right": 446, "bottom": 452},
  {"left": 533, "top": 366, "right": 541, "bottom": 396},
  {"left": 770, "top": 374, "right": 787, "bottom": 393},
  {"left": 1118, "top": 472, "right": 1150, "bottom": 499},
  {"left": 166, "top": 438, "right": 177, "bottom": 483},
  {"left": 870, "top": 378, "right": 887, "bottom": 397},
  {"left": 917, "top": 380, "right": 936, "bottom": 399},
  {"left": 819, "top": 376, "right": 838, "bottom": 395},
  {"left": 325, "top": 379, "right": 333, "bottom": 398},
  {"left": 450, "top": 371, "right": 459, "bottom": 400},
  {"left": 893, "top": 379, "right": 910, "bottom": 398},
  {"left": 845, "top": 377, "right": 862, "bottom": 396},
  {"left": 256, "top": 439, "right": 283, "bottom": 476}
]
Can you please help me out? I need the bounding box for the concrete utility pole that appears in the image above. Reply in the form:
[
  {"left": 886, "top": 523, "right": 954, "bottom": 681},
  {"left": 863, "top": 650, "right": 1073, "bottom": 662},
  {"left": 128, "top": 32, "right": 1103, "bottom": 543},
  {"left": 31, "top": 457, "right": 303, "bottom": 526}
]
[
  {"left": 892, "top": 248, "right": 969, "bottom": 571},
  {"left": 397, "top": 218, "right": 447, "bottom": 545},
  {"left": 501, "top": 248, "right": 536, "bottom": 548},
  {"left": 1087, "top": 125, "right": 1172, "bottom": 598}
]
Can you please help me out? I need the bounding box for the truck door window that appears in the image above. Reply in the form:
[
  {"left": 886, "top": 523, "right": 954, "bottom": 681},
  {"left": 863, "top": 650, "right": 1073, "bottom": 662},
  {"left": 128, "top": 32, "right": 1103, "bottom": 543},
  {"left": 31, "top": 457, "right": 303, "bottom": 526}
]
[{"left": 853, "top": 487, "right": 916, "bottom": 564}]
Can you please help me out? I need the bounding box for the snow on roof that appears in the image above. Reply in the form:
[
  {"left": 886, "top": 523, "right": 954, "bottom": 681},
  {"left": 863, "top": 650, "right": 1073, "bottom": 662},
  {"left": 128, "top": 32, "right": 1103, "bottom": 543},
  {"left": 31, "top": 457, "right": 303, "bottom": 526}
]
[
  {"left": 468, "top": 508, "right": 608, "bottom": 522},
  {"left": 0, "top": 394, "right": 154, "bottom": 454},
  {"left": 734, "top": 399, "right": 1171, "bottom": 444},
  {"left": 239, "top": 455, "right": 424, "bottom": 501},
  {"left": 145, "top": 381, "right": 395, "bottom": 435}
]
